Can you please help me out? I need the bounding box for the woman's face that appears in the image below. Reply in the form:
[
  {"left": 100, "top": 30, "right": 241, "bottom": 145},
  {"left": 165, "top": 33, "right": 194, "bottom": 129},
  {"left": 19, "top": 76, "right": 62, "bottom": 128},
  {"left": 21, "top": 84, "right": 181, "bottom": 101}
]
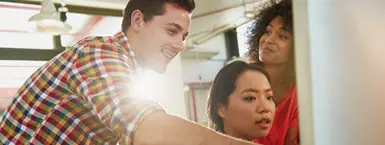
[
  {"left": 258, "top": 16, "right": 293, "bottom": 65},
  {"left": 218, "top": 70, "right": 275, "bottom": 141}
]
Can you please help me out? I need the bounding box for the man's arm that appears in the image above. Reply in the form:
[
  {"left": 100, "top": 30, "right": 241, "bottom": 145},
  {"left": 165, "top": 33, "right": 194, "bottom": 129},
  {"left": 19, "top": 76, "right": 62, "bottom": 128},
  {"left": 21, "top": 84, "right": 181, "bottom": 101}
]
[{"left": 133, "top": 111, "right": 259, "bottom": 145}]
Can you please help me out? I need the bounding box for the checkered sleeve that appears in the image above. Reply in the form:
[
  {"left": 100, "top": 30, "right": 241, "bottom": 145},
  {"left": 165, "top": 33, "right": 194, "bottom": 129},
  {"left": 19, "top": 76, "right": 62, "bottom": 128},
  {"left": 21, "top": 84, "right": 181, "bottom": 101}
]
[{"left": 67, "top": 44, "right": 163, "bottom": 145}]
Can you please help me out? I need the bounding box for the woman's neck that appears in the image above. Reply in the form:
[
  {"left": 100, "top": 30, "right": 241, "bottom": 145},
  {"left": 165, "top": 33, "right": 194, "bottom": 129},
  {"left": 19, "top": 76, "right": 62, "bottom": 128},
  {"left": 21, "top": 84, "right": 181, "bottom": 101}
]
[
  {"left": 265, "top": 64, "right": 292, "bottom": 84},
  {"left": 264, "top": 64, "right": 294, "bottom": 104}
]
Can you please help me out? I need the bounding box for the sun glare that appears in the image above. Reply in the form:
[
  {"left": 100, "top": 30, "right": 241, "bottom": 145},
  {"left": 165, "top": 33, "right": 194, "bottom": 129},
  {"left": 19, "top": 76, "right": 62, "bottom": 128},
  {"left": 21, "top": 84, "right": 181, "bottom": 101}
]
[{"left": 131, "top": 71, "right": 164, "bottom": 101}]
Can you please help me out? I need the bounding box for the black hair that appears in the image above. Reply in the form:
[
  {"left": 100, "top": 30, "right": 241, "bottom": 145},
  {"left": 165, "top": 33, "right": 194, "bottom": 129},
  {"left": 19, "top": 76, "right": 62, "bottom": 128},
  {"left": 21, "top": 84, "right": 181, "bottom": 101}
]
[{"left": 206, "top": 61, "right": 270, "bottom": 131}]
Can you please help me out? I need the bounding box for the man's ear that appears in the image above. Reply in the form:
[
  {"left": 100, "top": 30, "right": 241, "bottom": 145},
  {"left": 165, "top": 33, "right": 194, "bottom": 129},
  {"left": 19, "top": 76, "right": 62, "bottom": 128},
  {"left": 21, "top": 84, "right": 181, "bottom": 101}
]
[
  {"left": 130, "top": 9, "right": 145, "bottom": 32},
  {"left": 217, "top": 104, "right": 227, "bottom": 119}
]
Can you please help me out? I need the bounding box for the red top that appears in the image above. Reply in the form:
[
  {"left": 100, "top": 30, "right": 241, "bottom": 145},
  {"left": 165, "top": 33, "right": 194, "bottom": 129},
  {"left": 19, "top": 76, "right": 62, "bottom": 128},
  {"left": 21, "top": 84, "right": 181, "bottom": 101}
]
[{"left": 254, "top": 84, "right": 299, "bottom": 145}]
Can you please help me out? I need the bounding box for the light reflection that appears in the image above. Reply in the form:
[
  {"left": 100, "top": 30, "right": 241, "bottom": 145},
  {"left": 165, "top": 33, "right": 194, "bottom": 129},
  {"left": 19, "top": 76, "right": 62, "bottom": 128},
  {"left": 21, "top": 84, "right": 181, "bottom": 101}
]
[{"left": 131, "top": 70, "right": 164, "bottom": 101}]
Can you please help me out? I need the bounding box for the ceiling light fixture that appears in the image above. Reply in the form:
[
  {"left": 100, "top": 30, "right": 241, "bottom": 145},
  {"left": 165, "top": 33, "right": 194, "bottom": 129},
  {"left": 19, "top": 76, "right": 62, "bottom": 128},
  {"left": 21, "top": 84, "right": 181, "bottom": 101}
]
[{"left": 28, "top": 0, "right": 72, "bottom": 35}]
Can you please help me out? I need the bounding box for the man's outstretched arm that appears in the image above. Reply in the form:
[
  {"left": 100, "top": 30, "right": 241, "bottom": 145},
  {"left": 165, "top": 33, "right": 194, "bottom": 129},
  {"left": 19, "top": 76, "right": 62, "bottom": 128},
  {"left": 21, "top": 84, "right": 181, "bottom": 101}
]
[{"left": 133, "top": 111, "right": 260, "bottom": 145}]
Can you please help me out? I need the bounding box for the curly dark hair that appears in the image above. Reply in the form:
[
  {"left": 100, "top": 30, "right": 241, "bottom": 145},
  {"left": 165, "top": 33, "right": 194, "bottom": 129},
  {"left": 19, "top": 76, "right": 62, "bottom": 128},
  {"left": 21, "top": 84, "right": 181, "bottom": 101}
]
[
  {"left": 247, "top": 0, "right": 293, "bottom": 63},
  {"left": 207, "top": 61, "right": 270, "bottom": 131}
]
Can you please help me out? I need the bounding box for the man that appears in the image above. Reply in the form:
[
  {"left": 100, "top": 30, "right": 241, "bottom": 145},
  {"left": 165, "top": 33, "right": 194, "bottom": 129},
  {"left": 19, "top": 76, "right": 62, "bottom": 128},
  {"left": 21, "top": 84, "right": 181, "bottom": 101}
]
[{"left": 0, "top": 0, "right": 258, "bottom": 144}]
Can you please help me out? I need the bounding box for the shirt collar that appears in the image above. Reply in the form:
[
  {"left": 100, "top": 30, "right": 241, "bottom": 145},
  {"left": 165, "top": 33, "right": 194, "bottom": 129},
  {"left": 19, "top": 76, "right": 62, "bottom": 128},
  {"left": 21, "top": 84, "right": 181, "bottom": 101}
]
[{"left": 114, "top": 31, "right": 143, "bottom": 74}]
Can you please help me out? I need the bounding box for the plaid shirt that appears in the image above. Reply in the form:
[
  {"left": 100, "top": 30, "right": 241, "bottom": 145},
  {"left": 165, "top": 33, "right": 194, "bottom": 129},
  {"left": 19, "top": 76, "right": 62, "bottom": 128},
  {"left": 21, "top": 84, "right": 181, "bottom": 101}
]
[{"left": 0, "top": 32, "right": 163, "bottom": 145}]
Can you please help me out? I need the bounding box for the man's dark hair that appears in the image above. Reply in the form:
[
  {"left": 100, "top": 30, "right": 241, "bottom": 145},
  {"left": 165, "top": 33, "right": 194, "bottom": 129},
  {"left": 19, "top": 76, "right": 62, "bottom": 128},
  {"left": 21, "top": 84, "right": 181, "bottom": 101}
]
[
  {"left": 121, "top": 0, "right": 195, "bottom": 33},
  {"left": 207, "top": 61, "right": 270, "bottom": 131},
  {"left": 247, "top": 0, "right": 293, "bottom": 63}
]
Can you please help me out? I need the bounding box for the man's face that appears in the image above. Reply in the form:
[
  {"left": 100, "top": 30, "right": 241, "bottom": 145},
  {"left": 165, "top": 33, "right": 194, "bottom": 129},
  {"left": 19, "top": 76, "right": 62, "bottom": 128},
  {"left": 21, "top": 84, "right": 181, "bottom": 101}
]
[{"left": 134, "top": 3, "right": 191, "bottom": 73}]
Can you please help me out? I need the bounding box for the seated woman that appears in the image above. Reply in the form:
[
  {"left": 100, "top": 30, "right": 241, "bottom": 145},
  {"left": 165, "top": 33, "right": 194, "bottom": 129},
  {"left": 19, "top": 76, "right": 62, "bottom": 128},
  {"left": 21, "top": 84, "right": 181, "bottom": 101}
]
[{"left": 207, "top": 61, "right": 275, "bottom": 141}]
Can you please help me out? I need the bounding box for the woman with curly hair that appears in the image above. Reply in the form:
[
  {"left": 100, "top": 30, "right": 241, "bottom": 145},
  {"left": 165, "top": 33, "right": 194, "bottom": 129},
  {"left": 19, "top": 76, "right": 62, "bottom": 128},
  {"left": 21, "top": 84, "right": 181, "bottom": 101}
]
[{"left": 247, "top": 0, "right": 299, "bottom": 145}]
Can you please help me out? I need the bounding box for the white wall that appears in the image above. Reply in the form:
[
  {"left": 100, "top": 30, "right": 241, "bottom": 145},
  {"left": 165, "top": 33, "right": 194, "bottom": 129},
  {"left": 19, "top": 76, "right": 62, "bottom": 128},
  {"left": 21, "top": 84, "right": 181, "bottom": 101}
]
[
  {"left": 193, "top": 89, "right": 210, "bottom": 123},
  {"left": 182, "top": 59, "right": 224, "bottom": 83},
  {"left": 184, "top": 87, "right": 211, "bottom": 126},
  {"left": 182, "top": 33, "right": 227, "bottom": 83},
  {"left": 294, "top": 0, "right": 385, "bottom": 145},
  {"left": 190, "top": 33, "right": 228, "bottom": 60},
  {"left": 157, "top": 55, "right": 187, "bottom": 118}
]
